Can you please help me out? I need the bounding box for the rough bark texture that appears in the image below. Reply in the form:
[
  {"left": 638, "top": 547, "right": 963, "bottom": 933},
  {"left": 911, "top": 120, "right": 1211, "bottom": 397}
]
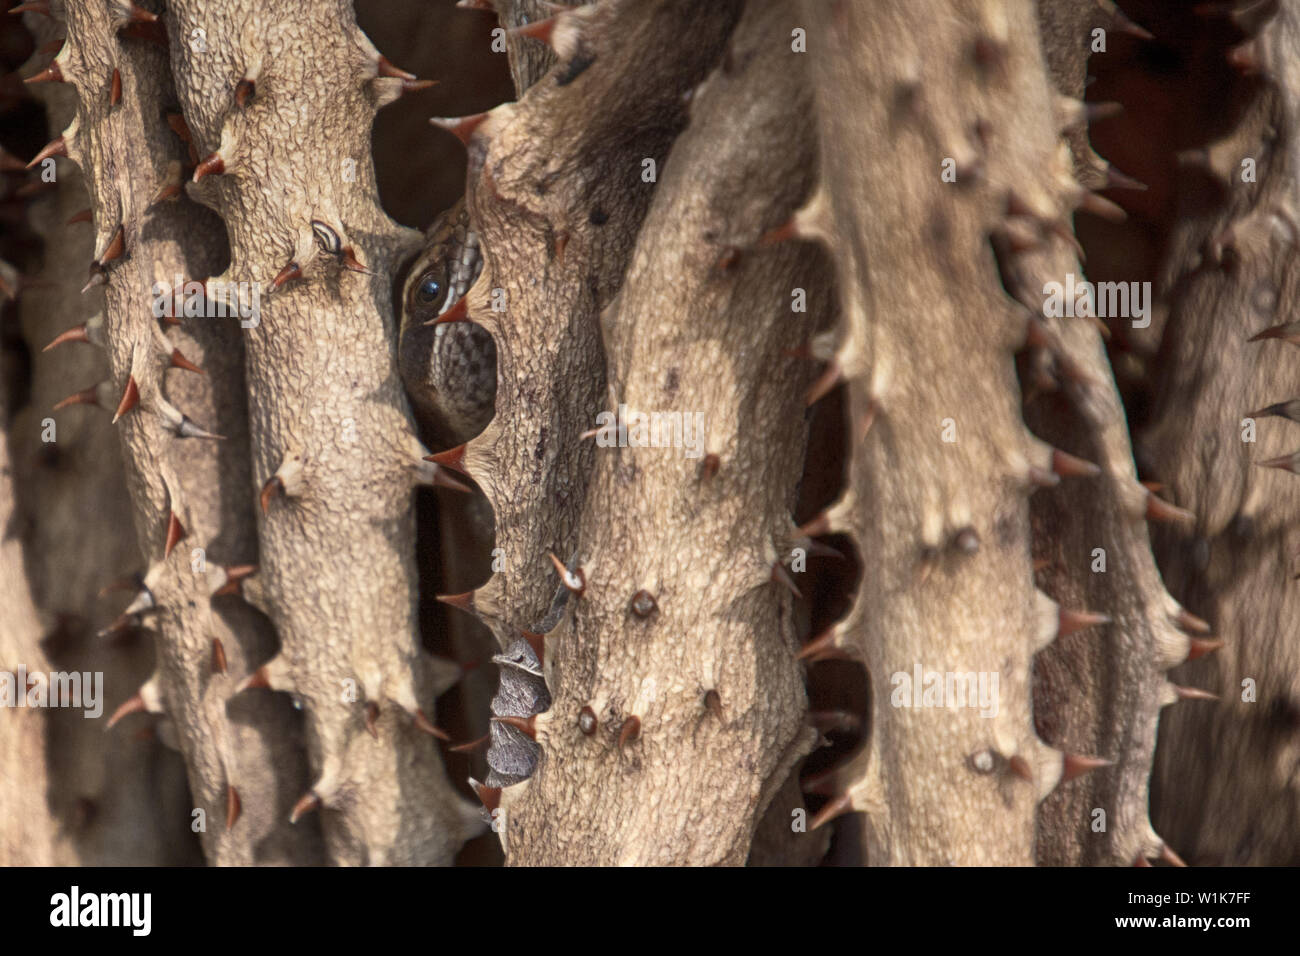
[
  {"left": 1143, "top": 2, "right": 1300, "bottom": 865},
  {"left": 497, "top": 0, "right": 823, "bottom": 865}
]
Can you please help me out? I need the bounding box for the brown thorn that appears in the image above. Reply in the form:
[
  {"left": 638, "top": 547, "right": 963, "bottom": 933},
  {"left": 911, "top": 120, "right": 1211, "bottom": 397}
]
[
  {"left": 1187, "top": 637, "right": 1225, "bottom": 661},
  {"left": 270, "top": 261, "right": 302, "bottom": 291},
  {"left": 340, "top": 246, "right": 367, "bottom": 273},
  {"left": 164, "top": 511, "right": 186, "bottom": 558},
  {"left": 234, "top": 78, "right": 255, "bottom": 107},
  {"left": 111, "top": 375, "right": 139, "bottom": 423},
  {"left": 796, "top": 628, "right": 845, "bottom": 662},
  {"left": 436, "top": 591, "right": 475, "bottom": 614},
  {"left": 211, "top": 637, "right": 227, "bottom": 675},
  {"left": 289, "top": 791, "right": 320, "bottom": 824},
  {"left": 511, "top": 15, "right": 557, "bottom": 46},
  {"left": 1173, "top": 685, "right": 1219, "bottom": 702},
  {"left": 53, "top": 386, "right": 100, "bottom": 411},
  {"left": 469, "top": 778, "right": 501, "bottom": 812},
  {"left": 259, "top": 475, "right": 283, "bottom": 515},
  {"left": 1159, "top": 843, "right": 1188, "bottom": 867},
  {"left": 771, "top": 562, "right": 803, "bottom": 599},
  {"left": 42, "top": 325, "right": 89, "bottom": 351},
  {"left": 424, "top": 444, "right": 468, "bottom": 475},
  {"left": 413, "top": 709, "right": 450, "bottom": 741},
  {"left": 169, "top": 348, "right": 204, "bottom": 374},
  {"left": 425, "top": 295, "right": 469, "bottom": 326},
  {"left": 1256, "top": 452, "right": 1300, "bottom": 474},
  {"left": 1061, "top": 753, "right": 1112, "bottom": 782},
  {"left": 430, "top": 112, "right": 489, "bottom": 147},
  {"left": 1052, "top": 447, "right": 1101, "bottom": 478},
  {"left": 8, "top": 1, "right": 52, "bottom": 15},
  {"left": 376, "top": 55, "right": 417, "bottom": 80},
  {"left": 212, "top": 564, "right": 256, "bottom": 597},
  {"left": 192, "top": 153, "right": 225, "bottom": 183},
  {"left": 805, "top": 358, "right": 843, "bottom": 406},
  {"left": 26, "top": 136, "right": 66, "bottom": 169},
  {"left": 109, "top": 68, "right": 121, "bottom": 106},
  {"left": 165, "top": 113, "right": 192, "bottom": 143},
  {"left": 548, "top": 551, "right": 586, "bottom": 596},
  {"left": 106, "top": 693, "right": 148, "bottom": 729},
  {"left": 1174, "top": 608, "right": 1211, "bottom": 635},
  {"left": 492, "top": 714, "right": 537, "bottom": 739},
  {"left": 809, "top": 793, "right": 854, "bottom": 831},
  {"left": 365, "top": 701, "right": 380, "bottom": 740},
  {"left": 1145, "top": 490, "right": 1196, "bottom": 525},
  {"left": 520, "top": 630, "right": 544, "bottom": 662},
  {"left": 237, "top": 666, "right": 271, "bottom": 693},
  {"left": 66, "top": 208, "right": 92, "bottom": 226},
  {"left": 23, "top": 62, "right": 64, "bottom": 85},
  {"left": 226, "top": 784, "right": 241, "bottom": 829},
  {"left": 700, "top": 453, "right": 720, "bottom": 480},
  {"left": 618, "top": 715, "right": 641, "bottom": 748},
  {"left": 449, "top": 734, "right": 489, "bottom": 754},
  {"left": 97, "top": 225, "right": 125, "bottom": 266},
  {"left": 1007, "top": 755, "right": 1034, "bottom": 782},
  {"left": 1058, "top": 607, "right": 1111, "bottom": 636}
]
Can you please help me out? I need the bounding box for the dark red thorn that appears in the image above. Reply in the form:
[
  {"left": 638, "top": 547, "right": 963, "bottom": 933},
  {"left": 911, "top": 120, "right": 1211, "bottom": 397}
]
[
  {"left": 771, "top": 562, "right": 802, "bottom": 599},
  {"left": 8, "top": 1, "right": 52, "bottom": 16},
  {"left": 1007, "top": 755, "right": 1034, "bottom": 782},
  {"left": 493, "top": 714, "right": 537, "bottom": 739},
  {"left": 618, "top": 715, "right": 641, "bottom": 748},
  {"left": 1058, "top": 607, "right": 1111, "bottom": 636},
  {"left": 169, "top": 348, "right": 204, "bottom": 374},
  {"left": 809, "top": 793, "right": 854, "bottom": 831},
  {"left": 237, "top": 666, "right": 271, "bottom": 692},
  {"left": 365, "top": 701, "right": 380, "bottom": 739},
  {"left": 66, "top": 208, "right": 92, "bottom": 225},
  {"left": 259, "top": 475, "right": 283, "bottom": 515},
  {"left": 376, "top": 55, "right": 417, "bottom": 80},
  {"left": 98, "top": 225, "right": 125, "bottom": 266},
  {"left": 1173, "top": 684, "right": 1219, "bottom": 702},
  {"left": 758, "top": 217, "right": 800, "bottom": 246},
  {"left": 578, "top": 706, "right": 597, "bottom": 736},
  {"left": 1187, "top": 637, "right": 1225, "bottom": 661},
  {"left": 511, "top": 16, "right": 557, "bottom": 45},
  {"left": 339, "top": 246, "right": 367, "bottom": 273},
  {"left": 469, "top": 778, "right": 501, "bottom": 812},
  {"left": 1061, "top": 753, "right": 1112, "bottom": 782},
  {"left": 413, "top": 709, "right": 450, "bottom": 741},
  {"left": 226, "top": 784, "right": 241, "bottom": 829},
  {"left": 109, "top": 68, "right": 121, "bottom": 106},
  {"left": 1173, "top": 608, "right": 1211, "bottom": 634},
  {"left": 1145, "top": 491, "right": 1196, "bottom": 524},
  {"left": 424, "top": 444, "right": 468, "bottom": 475},
  {"left": 212, "top": 564, "right": 256, "bottom": 597},
  {"left": 164, "top": 511, "right": 186, "bottom": 558},
  {"left": 805, "top": 358, "right": 843, "bottom": 406},
  {"left": 211, "top": 637, "right": 227, "bottom": 674},
  {"left": 24, "top": 62, "right": 64, "bottom": 85},
  {"left": 166, "top": 113, "right": 192, "bottom": 143},
  {"left": 449, "top": 734, "right": 489, "bottom": 754},
  {"left": 436, "top": 590, "right": 475, "bottom": 614},
  {"left": 797, "top": 627, "right": 846, "bottom": 662},
  {"left": 430, "top": 112, "right": 489, "bottom": 147},
  {"left": 26, "top": 136, "right": 66, "bottom": 169},
  {"left": 1159, "top": 844, "right": 1188, "bottom": 867},
  {"left": 42, "top": 325, "right": 89, "bottom": 351},
  {"left": 1052, "top": 448, "right": 1101, "bottom": 478},
  {"left": 192, "top": 152, "right": 225, "bottom": 182},
  {"left": 289, "top": 791, "right": 320, "bottom": 824},
  {"left": 426, "top": 295, "right": 469, "bottom": 326},
  {"left": 53, "top": 385, "right": 100, "bottom": 411},
  {"left": 270, "top": 261, "right": 302, "bottom": 291},
  {"left": 520, "top": 630, "right": 544, "bottom": 661},
  {"left": 234, "top": 79, "right": 255, "bottom": 107},
  {"left": 106, "top": 693, "right": 149, "bottom": 729},
  {"left": 112, "top": 375, "right": 139, "bottom": 422}
]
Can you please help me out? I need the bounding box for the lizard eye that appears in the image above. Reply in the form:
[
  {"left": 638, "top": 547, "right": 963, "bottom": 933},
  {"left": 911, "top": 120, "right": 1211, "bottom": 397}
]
[{"left": 416, "top": 273, "right": 445, "bottom": 307}]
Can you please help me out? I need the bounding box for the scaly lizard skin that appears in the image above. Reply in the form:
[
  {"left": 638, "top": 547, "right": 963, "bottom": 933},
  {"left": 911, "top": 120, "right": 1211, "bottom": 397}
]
[{"left": 399, "top": 197, "right": 497, "bottom": 447}]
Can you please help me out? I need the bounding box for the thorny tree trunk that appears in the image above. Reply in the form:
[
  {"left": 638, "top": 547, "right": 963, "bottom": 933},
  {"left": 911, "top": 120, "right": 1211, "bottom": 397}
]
[{"left": 1, "top": 0, "right": 1297, "bottom": 867}]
